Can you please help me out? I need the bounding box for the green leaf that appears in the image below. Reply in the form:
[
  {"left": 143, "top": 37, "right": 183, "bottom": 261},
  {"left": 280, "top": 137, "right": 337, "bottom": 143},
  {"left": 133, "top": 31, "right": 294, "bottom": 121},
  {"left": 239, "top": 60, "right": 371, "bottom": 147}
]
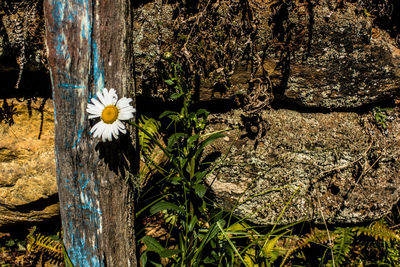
[
  {"left": 188, "top": 215, "right": 198, "bottom": 232},
  {"left": 148, "top": 260, "right": 163, "bottom": 267},
  {"left": 170, "top": 92, "right": 183, "bottom": 100},
  {"left": 170, "top": 176, "right": 182, "bottom": 185},
  {"left": 193, "top": 184, "right": 207, "bottom": 198},
  {"left": 196, "top": 109, "right": 209, "bottom": 117},
  {"left": 159, "top": 110, "right": 179, "bottom": 119},
  {"left": 159, "top": 249, "right": 181, "bottom": 258},
  {"left": 195, "top": 133, "right": 224, "bottom": 158},
  {"left": 194, "top": 171, "right": 207, "bottom": 181},
  {"left": 197, "top": 219, "right": 225, "bottom": 253},
  {"left": 164, "top": 79, "right": 175, "bottom": 85},
  {"left": 140, "top": 251, "right": 148, "bottom": 266},
  {"left": 150, "top": 201, "right": 183, "bottom": 215},
  {"left": 167, "top": 132, "right": 185, "bottom": 148},
  {"left": 187, "top": 134, "right": 200, "bottom": 145},
  {"left": 203, "top": 256, "right": 215, "bottom": 264},
  {"left": 5, "top": 239, "right": 16, "bottom": 247},
  {"left": 142, "top": 236, "right": 164, "bottom": 254}
]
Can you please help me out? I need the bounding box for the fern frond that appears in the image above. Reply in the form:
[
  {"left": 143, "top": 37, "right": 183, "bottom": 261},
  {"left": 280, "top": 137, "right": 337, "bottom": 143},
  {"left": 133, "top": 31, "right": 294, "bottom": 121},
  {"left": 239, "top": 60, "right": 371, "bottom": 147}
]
[
  {"left": 354, "top": 219, "right": 400, "bottom": 242},
  {"left": 27, "top": 231, "right": 63, "bottom": 263},
  {"left": 138, "top": 115, "right": 169, "bottom": 187},
  {"left": 139, "top": 115, "right": 161, "bottom": 157},
  {"left": 329, "top": 227, "right": 354, "bottom": 266},
  {"left": 281, "top": 228, "right": 335, "bottom": 266}
]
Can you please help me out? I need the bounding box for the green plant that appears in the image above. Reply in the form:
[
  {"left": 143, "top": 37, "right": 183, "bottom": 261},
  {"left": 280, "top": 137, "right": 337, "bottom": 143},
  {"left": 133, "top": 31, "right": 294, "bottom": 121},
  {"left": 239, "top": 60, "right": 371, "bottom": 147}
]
[
  {"left": 133, "top": 56, "right": 230, "bottom": 266},
  {"left": 373, "top": 106, "right": 392, "bottom": 130}
]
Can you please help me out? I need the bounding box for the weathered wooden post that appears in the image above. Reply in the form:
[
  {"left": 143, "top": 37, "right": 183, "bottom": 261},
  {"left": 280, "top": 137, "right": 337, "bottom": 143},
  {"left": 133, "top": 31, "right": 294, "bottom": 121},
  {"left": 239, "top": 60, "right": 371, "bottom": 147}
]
[{"left": 44, "top": 0, "right": 136, "bottom": 265}]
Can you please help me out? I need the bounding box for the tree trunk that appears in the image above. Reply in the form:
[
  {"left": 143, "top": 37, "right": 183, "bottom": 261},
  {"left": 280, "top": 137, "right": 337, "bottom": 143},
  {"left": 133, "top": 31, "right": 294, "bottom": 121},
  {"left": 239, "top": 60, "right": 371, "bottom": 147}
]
[{"left": 44, "top": 0, "right": 136, "bottom": 265}]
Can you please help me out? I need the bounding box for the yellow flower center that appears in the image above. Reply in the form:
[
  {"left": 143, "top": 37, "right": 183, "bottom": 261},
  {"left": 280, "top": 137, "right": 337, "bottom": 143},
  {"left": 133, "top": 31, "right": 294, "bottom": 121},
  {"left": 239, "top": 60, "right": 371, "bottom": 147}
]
[{"left": 101, "top": 105, "right": 119, "bottom": 124}]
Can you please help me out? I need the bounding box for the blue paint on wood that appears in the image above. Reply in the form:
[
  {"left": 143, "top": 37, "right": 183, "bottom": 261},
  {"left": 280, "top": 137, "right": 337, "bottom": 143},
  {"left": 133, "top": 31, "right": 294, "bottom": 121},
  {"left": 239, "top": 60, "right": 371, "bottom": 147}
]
[
  {"left": 72, "top": 128, "right": 83, "bottom": 148},
  {"left": 50, "top": 0, "right": 109, "bottom": 264},
  {"left": 68, "top": 221, "right": 103, "bottom": 267},
  {"left": 56, "top": 34, "right": 70, "bottom": 60},
  {"left": 92, "top": 41, "right": 105, "bottom": 93},
  {"left": 58, "top": 84, "right": 86, "bottom": 89},
  {"left": 78, "top": 172, "right": 90, "bottom": 190},
  {"left": 52, "top": 0, "right": 64, "bottom": 28}
]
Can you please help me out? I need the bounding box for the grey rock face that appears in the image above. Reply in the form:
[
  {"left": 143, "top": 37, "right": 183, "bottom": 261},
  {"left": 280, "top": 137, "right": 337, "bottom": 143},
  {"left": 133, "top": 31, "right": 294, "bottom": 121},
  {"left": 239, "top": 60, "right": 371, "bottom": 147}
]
[
  {"left": 282, "top": 3, "right": 400, "bottom": 108},
  {"left": 205, "top": 109, "right": 400, "bottom": 224}
]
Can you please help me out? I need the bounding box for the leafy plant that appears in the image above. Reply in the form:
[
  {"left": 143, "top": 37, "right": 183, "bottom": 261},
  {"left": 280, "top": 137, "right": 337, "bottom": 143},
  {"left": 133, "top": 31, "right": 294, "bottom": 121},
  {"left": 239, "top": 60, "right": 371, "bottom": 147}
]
[
  {"left": 373, "top": 106, "right": 392, "bottom": 130},
  {"left": 328, "top": 227, "right": 354, "bottom": 266},
  {"left": 133, "top": 55, "right": 230, "bottom": 266}
]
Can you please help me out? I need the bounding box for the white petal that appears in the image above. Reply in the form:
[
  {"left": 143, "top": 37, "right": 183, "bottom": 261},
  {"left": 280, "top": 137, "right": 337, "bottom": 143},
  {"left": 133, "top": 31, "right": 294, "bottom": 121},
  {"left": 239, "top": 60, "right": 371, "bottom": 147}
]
[
  {"left": 111, "top": 123, "right": 120, "bottom": 139},
  {"left": 118, "top": 111, "right": 134, "bottom": 121},
  {"left": 104, "top": 88, "right": 118, "bottom": 106},
  {"left": 104, "top": 125, "right": 113, "bottom": 142},
  {"left": 116, "top": 120, "right": 127, "bottom": 134},
  {"left": 90, "top": 121, "right": 103, "bottom": 134},
  {"left": 96, "top": 90, "right": 107, "bottom": 106},
  {"left": 102, "top": 88, "right": 112, "bottom": 106},
  {"left": 119, "top": 105, "right": 135, "bottom": 112},
  {"left": 86, "top": 104, "right": 102, "bottom": 116},
  {"left": 116, "top": 97, "right": 132, "bottom": 108},
  {"left": 101, "top": 125, "right": 108, "bottom": 142},
  {"left": 91, "top": 121, "right": 106, "bottom": 140},
  {"left": 90, "top": 98, "right": 105, "bottom": 110},
  {"left": 88, "top": 114, "right": 101, "bottom": 119},
  {"left": 109, "top": 88, "right": 117, "bottom": 95}
]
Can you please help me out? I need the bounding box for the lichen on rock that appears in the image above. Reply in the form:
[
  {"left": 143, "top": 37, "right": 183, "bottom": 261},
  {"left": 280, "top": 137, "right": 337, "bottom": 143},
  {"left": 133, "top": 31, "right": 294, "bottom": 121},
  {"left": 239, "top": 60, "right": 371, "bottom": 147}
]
[{"left": 205, "top": 108, "right": 400, "bottom": 224}]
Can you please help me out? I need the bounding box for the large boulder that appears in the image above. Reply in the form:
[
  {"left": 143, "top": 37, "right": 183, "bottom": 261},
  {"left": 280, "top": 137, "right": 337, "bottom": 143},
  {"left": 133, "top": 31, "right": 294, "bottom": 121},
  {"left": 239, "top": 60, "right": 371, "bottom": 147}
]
[
  {"left": 0, "top": 98, "right": 58, "bottom": 228},
  {"left": 133, "top": 0, "right": 400, "bottom": 224},
  {"left": 278, "top": 2, "right": 400, "bottom": 109},
  {"left": 205, "top": 108, "right": 400, "bottom": 224}
]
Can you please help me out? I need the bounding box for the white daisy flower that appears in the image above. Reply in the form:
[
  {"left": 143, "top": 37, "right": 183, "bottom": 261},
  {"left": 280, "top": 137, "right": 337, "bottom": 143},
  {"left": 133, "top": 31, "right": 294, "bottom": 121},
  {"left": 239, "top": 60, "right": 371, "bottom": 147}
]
[{"left": 86, "top": 88, "right": 136, "bottom": 142}]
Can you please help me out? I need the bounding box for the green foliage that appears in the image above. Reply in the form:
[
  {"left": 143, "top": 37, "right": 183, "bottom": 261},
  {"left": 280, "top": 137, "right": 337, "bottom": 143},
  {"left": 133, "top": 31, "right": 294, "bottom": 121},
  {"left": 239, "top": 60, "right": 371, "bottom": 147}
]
[
  {"left": 134, "top": 55, "right": 231, "bottom": 266},
  {"left": 282, "top": 227, "right": 333, "bottom": 266},
  {"left": 354, "top": 219, "right": 400, "bottom": 242},
  {"left": 139, "top": 115, "right": 161, "bottom": 158},
  {"left": 279, "top": 218, "right": 400, "bottom": 266},
  {"left": 329, "top": 227, "right": 354, "bottom": 266},
  {"left": 373, "top": 106, "right": 392, "bottom": 130}
]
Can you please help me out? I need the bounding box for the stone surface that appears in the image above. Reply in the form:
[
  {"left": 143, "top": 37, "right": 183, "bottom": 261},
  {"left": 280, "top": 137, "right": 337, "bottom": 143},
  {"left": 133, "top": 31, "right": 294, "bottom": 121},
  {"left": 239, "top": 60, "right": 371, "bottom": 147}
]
[
  {"left": 133, "top": 1, "right": 400, "bottom": 109},
  {"left": 0, "top": 98, "right": 58, "bottom": 228},
  {"left": 281, "top": 2, "right": 400, "bottom": 108},
  {"left": 0, "top": 0, "right": 46, "bottom": 72},
  {"left": 133, "top": 0, "right": 400, "bottom": 224},
  {"left": 205, "top": 108, "right": 400, "bottom": 224}
]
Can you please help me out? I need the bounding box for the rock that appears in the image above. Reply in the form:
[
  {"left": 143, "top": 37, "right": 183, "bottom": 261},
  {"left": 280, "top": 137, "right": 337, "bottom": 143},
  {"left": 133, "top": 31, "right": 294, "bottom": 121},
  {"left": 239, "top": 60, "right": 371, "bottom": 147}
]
[
  {"left": 280, "top": 2, "right": 400, "bottom": 109},
  {"left": 0, "top": 98, "right": 58, "bottom": 228},
  {"left": 133, "top": 1, "right": 400, "bottom": 109},
  {"left": 132, "top": 0, "right": 400, "bottom": 224},
  {"left": 205, "top": 108, "right": 400, "bottom": 224},
  {"left": 0, "top": 0, "right": 46, "bottom": 73}
]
